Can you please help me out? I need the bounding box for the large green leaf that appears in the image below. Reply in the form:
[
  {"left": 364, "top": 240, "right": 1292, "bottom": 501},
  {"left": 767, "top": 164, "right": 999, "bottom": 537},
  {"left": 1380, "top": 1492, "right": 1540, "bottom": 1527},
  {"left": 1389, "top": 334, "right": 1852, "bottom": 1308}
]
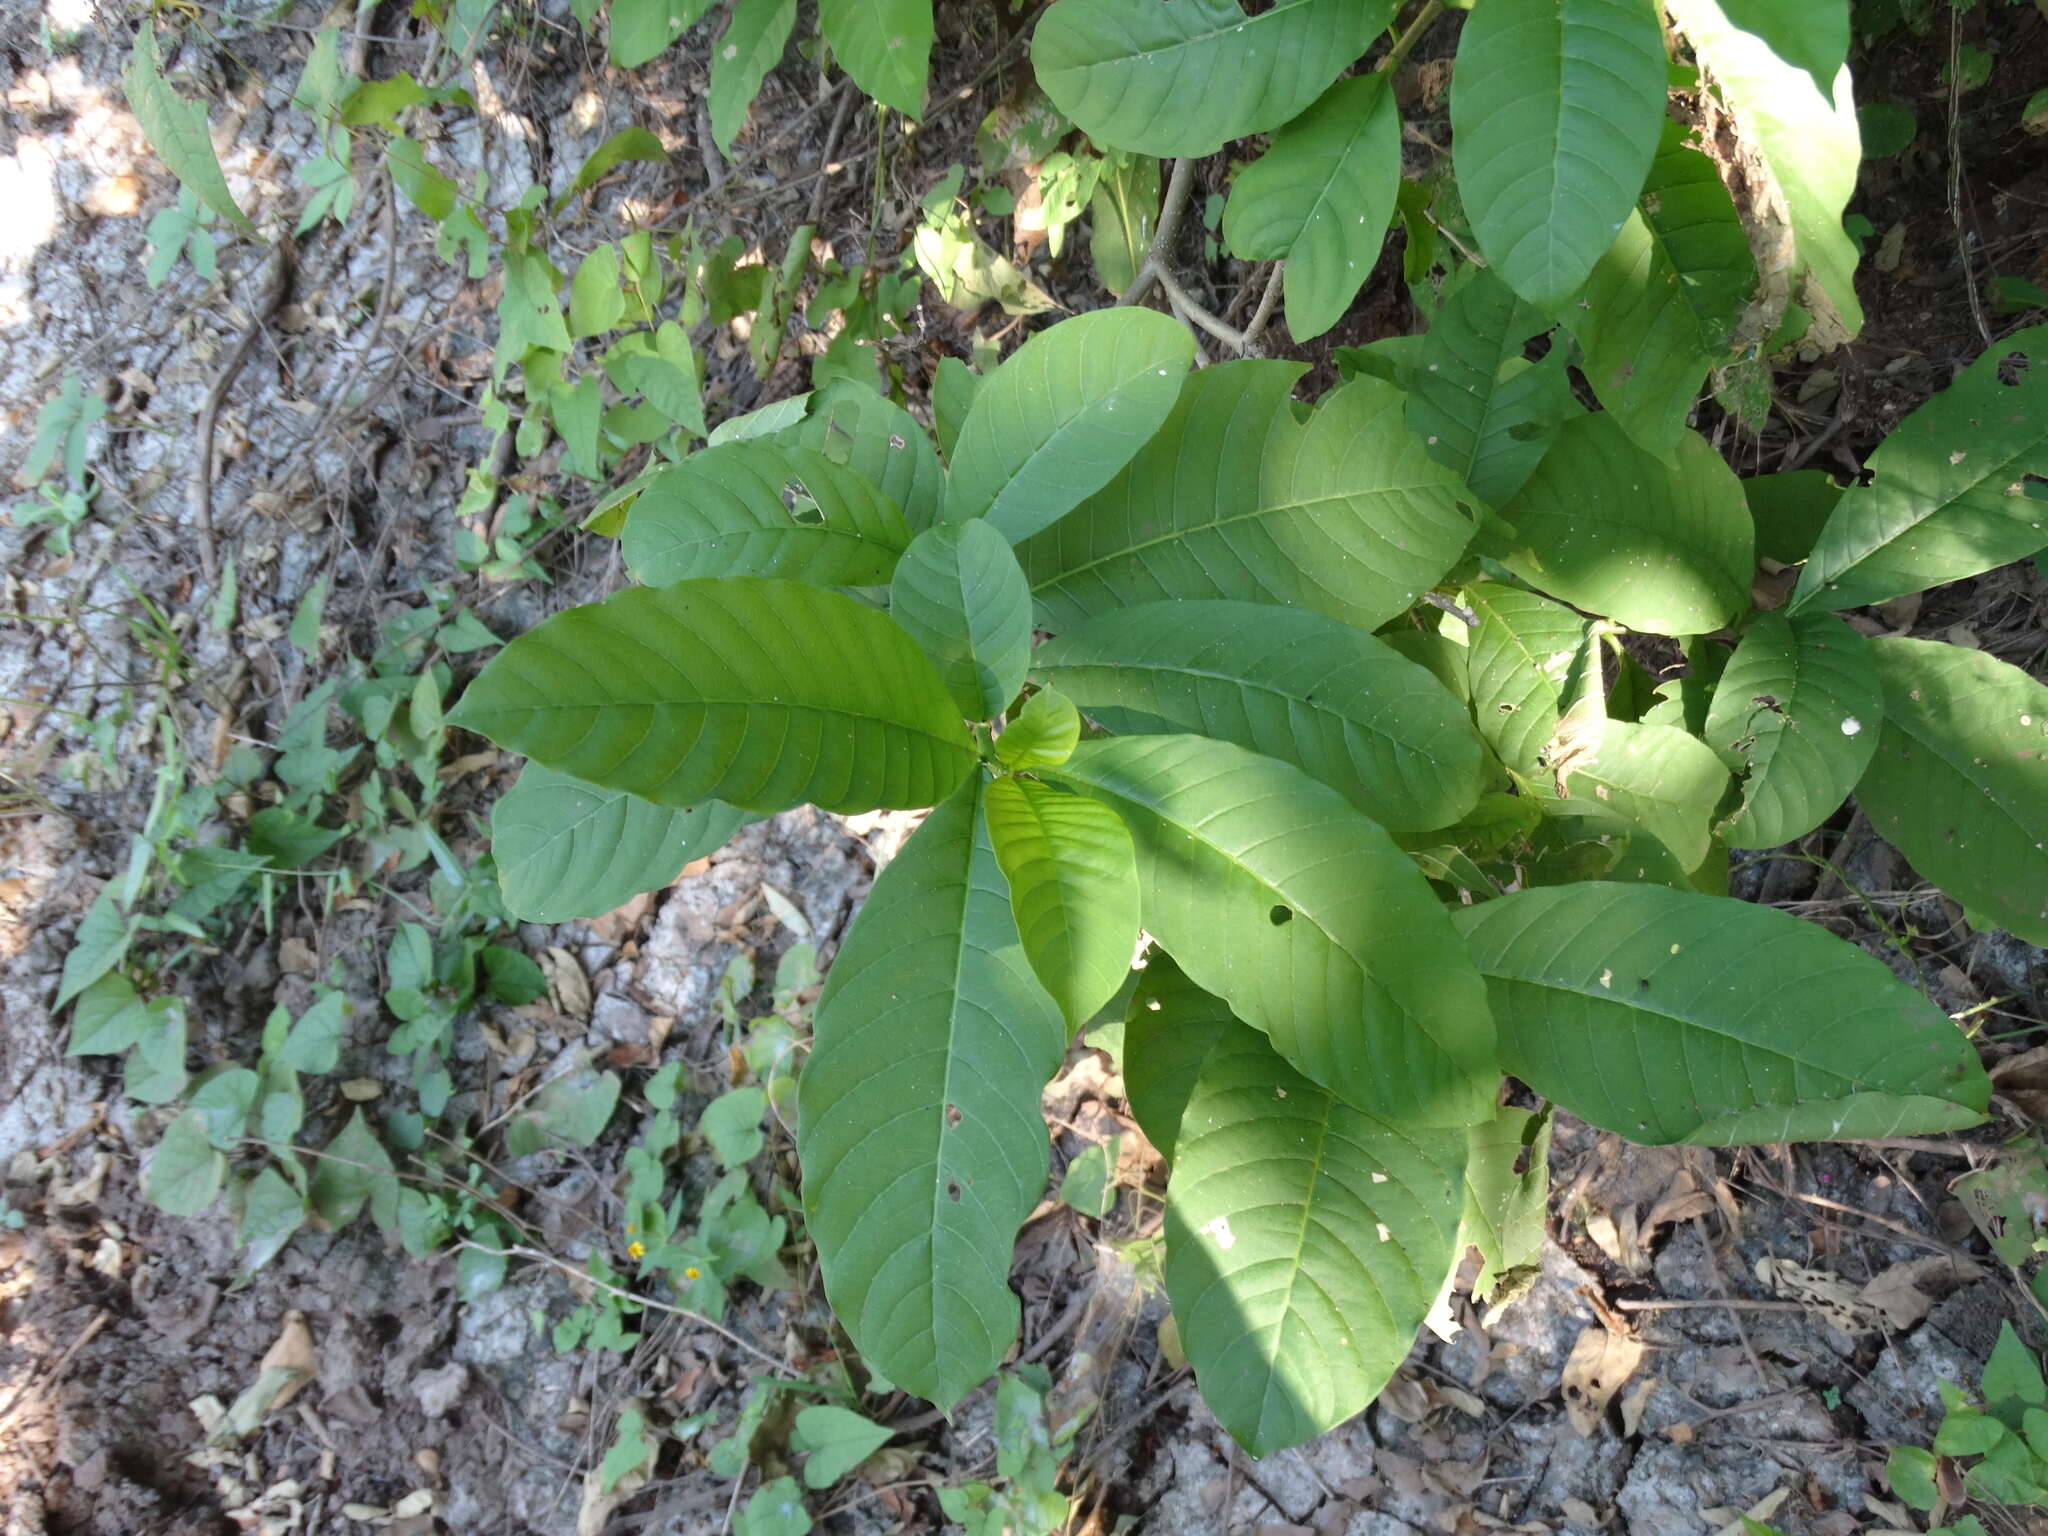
[
  {"left": 819, "top": 0, "right": 933, "bottom": 118},
  {"left": 1498, "top": 413, "right": 1753, "bottom": 636},
  {"left": 1449, "top": 0, "right": 1669, "bottom": 311},
  {"left": 798, "top": 778, "right": 1067, "bottom": 1408},
  {"left": 1667, "top": 0, "right": 1863, "bottom": 338},
  {"left": 1747, "top": 469, "right": 1845, "bottom": 566},
  {"left": 448, "top": 578, "right": 975, "bottom": 814},
  {"left": 1050, "top": 736, "right": 1496, "bottom": 1127},
  {"left": 1089, "top": 150, "right": 1160, "bottom": 298},
  {"left": 944, "top": 309, "right": 1194, "bottom": 541},
  {"left": 708, "top": 0, "right": 798, "bottom": 156},
  {"left": 1461, "top": 1106, "right": 1551, "bottom": 1301},
  {"left": 621, "top": 442, "right": 912, "bottom": 587},
  {"left": 1539, "top": 717, "right": 1732, "bottom": 872},
  {"left": 609, "top": 0, "right": 716, "bottom": 67},
  {"left": 1031, "top": 599, "right": 1487, "bottom": 833},
  {"left": 1022, "top": 365, "right": 1481, "bottom": 633},
  {"left": 1714, "top": 0, "right": 1849, "bottom": 99},
  {"left": 1572, "top": 120, "right": 1759, "bottom": 463},
  {"left": 984, "top": 777, "right": 1140, "bottom": 1030},
  {"left": 1121, "top": 951, "right": 1236, "bottom": 1163},
  {"left": 1221, "top": 74, "right": 1401, "bottom": 342},
  {"left": 779, "top": 381, "right": 946, "bottom": 533},
  {"left": 1702, "top": 610, "right": 1879, "bottom": 848},
  {"left": 1791, "top": 325, "right": 2048, "bottom": 612},
  {"left": 888, "top": 521, "right": 1032, "bottom": 720},
  {"left": 124, "top": 27, "right": 255, "bottom": 233},
  {"left": 1164, "top": 1005, "right": 1466, "bottom": 1454},
  {"left": 1464, "top": 582, "right": 1591, "bottom": 776},
  {"left": 1454, "top": 883, "right": 1991, "bottom": 1143},
  {"left": 1406, "top": 269, "right": 1571, "bottom": 509},
  {"left": 1858, "top": 638, "right": 2048, "bottom": 944},
  {"left": 1034, "top": 0, "right": 1384, "bottom": 159},
  {"left": 491, "top": 763, "right": 751, "bottom": 923}
]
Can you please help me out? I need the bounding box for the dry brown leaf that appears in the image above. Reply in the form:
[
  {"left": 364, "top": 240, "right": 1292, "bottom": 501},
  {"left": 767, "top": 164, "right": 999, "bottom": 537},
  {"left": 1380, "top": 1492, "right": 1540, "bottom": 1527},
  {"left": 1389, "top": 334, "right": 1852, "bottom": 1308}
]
[
  {"left": 1861, "top": 1254, "right": 1985, "bottom": 1330},
  {"left": 1561, "top": 1326, "right": 1646, "bottom": 1436},
  {"left": 1755, "top": 1256, "right": 1882, "bottom": 1333},
  {"left": 1377, "top": 1370, "right": 1432, "bottom": 1424},
  {"left": 541, "top": 946, "right": 592, "bottom": 1021},
  {"left": 1619, "top": 1373, "right": 1657, "bottom": 1437},
  {"left": 1664, "top": 1420, "right": 1695, "bottom": 1443}
]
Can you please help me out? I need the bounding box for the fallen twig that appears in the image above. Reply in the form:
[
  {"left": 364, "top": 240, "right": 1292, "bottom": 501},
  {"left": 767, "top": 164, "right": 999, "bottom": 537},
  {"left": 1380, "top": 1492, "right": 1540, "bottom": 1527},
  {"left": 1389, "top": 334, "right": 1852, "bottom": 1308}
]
[{"left": 191, "top": 238, "right": 293, "bottom": 585}]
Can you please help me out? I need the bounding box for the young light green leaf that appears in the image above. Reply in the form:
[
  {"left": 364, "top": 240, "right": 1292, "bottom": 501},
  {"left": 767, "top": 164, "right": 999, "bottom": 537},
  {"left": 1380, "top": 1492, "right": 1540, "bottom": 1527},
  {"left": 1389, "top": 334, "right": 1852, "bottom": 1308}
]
[
  {"left": 565, "top": 126, "right": 668, "bottom": 199},
  {"left": 1058, "top": 1137, "right": 1119, "bottom": 1216},
  {"left": 1033, "top": 599, "right": 1487, "bottom": 833},
  {"left": 1498, "top": 413, "right": 1753, "bottom": 636},
  {"left": 1985, "top": 1321, "right": 2048, "bottom": 1406},
  {"left": 984, "top": 777, "right": 1140, "bottom": 1030},
  {"left": 1857, "top": 638, "right": 2048, "bottom": 944},
  {"left": 126, "top": 999, "right": 189, "bottom": 1105},
  {"left": 70, "top": 972, "right": 151, "bottom": 1055},
  {"left": 1792, "top": 324, "right": 2048, "bottom": 613},
  {"left": 734, "top": 1477, "right": 811, "bottom": 1536},
  {"left": 1089, "top": 151, "right": 1160, "bottom": 298},
  {"left": 887, "top": 521, "right": 1031, "bottom": 720},
  {"left": 309, "top": 1108, "right": 400, "bottom": 1230},
  {"left": 569, "top": 243, "right": 626, "bottom": 338},
  {"left": 1165, "top": 1006, "right": 1465, "bottom": 1455},
  {"left": 701, "top": 1086, "right": 767, "bottom": 1168},
  {"left": 147, "top": 1109, "right": 227, "bottom": 1217},
  {"left": 1449, "top": 0, "right": 1668, "bottom": 311},
  {"left": 610, "top": 322, "right": 707, "bottom": 437},
  {"left": 1221, "top": 74, "right": 1400, "bottom": 342},
  {"left": 1121, "top": 951, "right": 1239, "bottom": 1163},
  {"left": 1050, "top": 736, "right": 1496, "bottom": 1127},
  {"left": 1035, "top": 0, "right": 1384, "bottom": 158},
  {"left": 239, "top": 1164, "right": 306, "bottom": 1271},
  {"left": 1461, "top": 1106, "right": 1551, "bottom": 1301},
  {"left": 449, "top": 578, "right": 976, "bottom": 815},
  {"left": 944, "top": 308, "right": 1194, "bottom": 541},
  {"left": 123, "top": 28, "right": 254, "bottom": 233},
  {"left": 1454, "top": 883, "right": 1992, "bottom": 1144},
  {"left": 709, "top": 0, "right": 798, "bottom": 155},
  {"left": 799, "top": 778, "right": 1068, "bottom": 1410},
  {"left": 190, "top": 1067, "right": 260, "bottom": 1148},
  {"left": 599, "top": 1409, "right": 655, "bottom": 1492},
  {"left": 1542, "top": 718, "right": 1732, "bottom": 873},
  {"left": 621, "top": 441, "right": 912, "bottom": 587},
  {"left": 492, "top": 763, "right": 751, "bottom": 923},
  {"left": 386, "top": 135, "right": 457, "bottom": 220},
  {"left": 791, "top": 1404, "right": 894, "bottom": 1489},
  {"left": 1711, "top": 0, "right": 1849, "bottom": 103},
  {"left": 1022, "top": 365, "right": 1480, "bottom": 634},
  {"left": 1406, "top": 269, "right": 1571, "bottom": 510},
  {"left": 1463, "top": 582, "right": 1592, "bottom": 776},
  {"left": 779, "top": 382, "right": 946, "bottom": 533},
  {"left": 1702, "top": 610, "right": 1880, "bottom": 848},
  {"left": 609, "top": 0, "right": 716, "bottom": 67},
  {"left": 994, "top": 687, "right": 1080, "bottom": 770},
  {"left": 57, "top": 889, "right": 132, "bottom": 1010},
  {"left": 819, "top": 0, "right": 933, "bottom": 117},
  {"left": 932, "top": 357, "right": 978, "bottom": 461}
]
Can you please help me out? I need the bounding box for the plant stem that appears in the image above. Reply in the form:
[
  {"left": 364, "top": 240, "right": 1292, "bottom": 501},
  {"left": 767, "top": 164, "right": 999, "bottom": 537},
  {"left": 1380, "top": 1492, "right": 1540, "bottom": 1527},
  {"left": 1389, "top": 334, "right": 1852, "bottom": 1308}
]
[
  {"left": 1118, "top": 155, "right": 1197, "bottom": 310},
  {"left": 1377, "top": 0, "right": 1445, "bottom": 75}
]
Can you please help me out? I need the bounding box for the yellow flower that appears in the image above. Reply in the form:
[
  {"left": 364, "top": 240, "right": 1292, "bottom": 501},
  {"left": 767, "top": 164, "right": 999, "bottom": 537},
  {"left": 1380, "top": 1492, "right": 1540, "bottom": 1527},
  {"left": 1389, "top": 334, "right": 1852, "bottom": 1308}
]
[
  {"left": 627, "top": 1240, "right": 646, "bottom": 1260},
  {"left": 684, "top": 1266, "right": 701, "bottom": 1281}
]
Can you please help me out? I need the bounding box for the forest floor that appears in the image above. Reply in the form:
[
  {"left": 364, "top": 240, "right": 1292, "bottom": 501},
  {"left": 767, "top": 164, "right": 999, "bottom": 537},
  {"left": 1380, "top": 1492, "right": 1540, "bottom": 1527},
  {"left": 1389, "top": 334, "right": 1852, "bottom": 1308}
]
[{"left": 3, "top": 1, "right": 2048, "bottom": 1533}]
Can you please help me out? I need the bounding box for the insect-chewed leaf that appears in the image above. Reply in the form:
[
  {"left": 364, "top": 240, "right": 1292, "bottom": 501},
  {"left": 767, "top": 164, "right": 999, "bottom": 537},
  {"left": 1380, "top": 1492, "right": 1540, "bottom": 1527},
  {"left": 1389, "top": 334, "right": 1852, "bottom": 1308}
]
[
  {"left": 1498, "top": 413, "right": 1753, "bottom": 636},
  {"left": 1792, "top": 325, "right": 2048, "bottom": 613},
  {"left": 1221, "top": 74, "right": 1401, "bottom": 342},
  {"left": 1164, "top": 1004, "right": 1466, "bottom": 1455},
  {"left": 1034, "top": 0, "right": 1384, "bottom": 159},
  {"left": 1033, "top": 599, "right": 1486, "bottom": 833},
  {"left": 1453, "top": 883, "right": 1992, "bottom": 1144},
  {"left": 1667, "top": 0, "right": 1862, "bottom": 337},
  {"left": 621, "top": 441, "right": 912, "bottom": 587},
  {"left": 448, "top": 578, "right": 975, "bottom": 814},
  {"left": 1702, "top": 610, "right": 1880, "bottom": 849},
  {"left": 984, "top": 777, "right": 1140, "bottom": 1029},
  {"left": 1051, "top": 735, "right": 1496, "bottom": 1127},
  {"left": 944, "top": 308, "right": 1194, "bottom": 541},
  {"left": 491, "top": 762, "right": 751, "bottom": 923},
  {"left": 819, "top": 0, "right": 933, "bottom": 118},
  {"left": 1121, "top": 952, "right": 1236, "bottom": 1163},
  {"left": 778, "top": 381, "right": 946, "bottom": 533},
  {"left": 1858, "top": 638, "right": 2048, "bottom": 944},
  {"left": 708, "top": 0, "right": 798, "bottom": 154},
  {"left": 798, "top": 779, "right": 1067, "bottom": 1409},
  {"left": 888, "top": 521, "right": 1031, "bottom": 720},
  {"left": 1406, "top": 269, "right": 1572, "bottom": 509},
  {"left": 1572, "top": 120, "right": 1759, "bottom": 464},
  {"left": 1022, "top": 365, "right": 1481, "bottom": 633},
  {"left": 1449, "top": 0, "right": 1669, "bottom": 311},
  {"left": 1461, "top": 1106, "right": 1552, "bottom": 1302},
  {"left": 1464, "top": 582, "right": 1595, "bottom": 776}
]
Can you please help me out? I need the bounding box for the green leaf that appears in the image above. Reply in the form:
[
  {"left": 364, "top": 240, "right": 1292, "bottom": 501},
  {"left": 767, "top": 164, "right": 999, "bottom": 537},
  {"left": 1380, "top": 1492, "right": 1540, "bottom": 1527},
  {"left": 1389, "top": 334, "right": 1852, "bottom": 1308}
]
[
  {"left": 569, "top": 243, "right": 625, "bottom": 338},
  {"left": 1746, "top": 470, "right": 1844, "bottom": 566},
  {"left": 1058, "top": 1137, "right": 1120, "bottom": 1216},
  {"left": 1702, "top": 611, "right": 1879, "bottom": 848},
  {"left": 887, "top": 521, "right": 1032, "bottom": 720},
  {"left": 482, "top": 945, "right": 548, "bottom": 1005},
  {"left": 1453, "top": 883, "right": 1992, "bottom": 1144},
  {"left": 612, "top": 322, "right": 707, "bottom": 437},
  {"left": 933, "top": 357, "right": 978, "bottom": 460},
  {"left": 239, "top": 1165, "right": 306, "bottom": 1271},
  {"left": 123, "top": 28, "right": 254, "bottom": 233},
  {"left": 1035, "top": 0, "right": 1384, "bottom": 158},
  {"left": 1449, "top": 0, "right": 1668, "bottom": 311},
  {"left": 1051, "top": 736, "right": 1495, "bottom": 1126},
  {"left": 449, "top": 578, "right": 975, "bottom": 814},
  {"left": 1886, "top": 1446, "right": 1939, "bottom": 1511},
  {"left": 609, "top": 0, "right": 716, "bottom": 67},
  {"left": 146, "top": 1109, "right": 226, "bottom": 1217},
  {"left": 1792, "top": 324, "right": 2048, "bottom": 612},
  {"left": 507, "top": 1062, "right": 621, "bottom": 1155},
  {"left": 791, "top": 1405, "right": 893, "bottom": 1489},
  {"left": 1222, "top": 74, "right": 1400, "bottom": 342},
  {"left": 191, "top": 1067, "right": 260, "bottom": 1148},
  {"left": 984, "top": 776, "right": 1140, "bottom": 1030},
  {"left": 798, "top": 778, "right": 1067, "bottom": 1410},
  {"left": 1464, "top": 582, "right": 1592, "bottom": 776},
  {"left": 1498, "top": 413, "right": 1753, "bottom": 636},
  {"left": 125, "top": 1000, "right": 189, "bottom": 1105},
  {"left": 1667, "top": 0, "right": 1862, "bottom": 337},
  {"left": 1461, "top": 1106, "right": 1551, "bottom": 1301},
  {"left": 1858, "top": 638, "right": 2048, "bottom": 944},
  {"left": 492, "top": 762, "right": 750, "bottom": 923},
  {"left": 1121, "top": 952, "right": 1237, "bottom": 1163},
  {"left": 944, "top": 309, "right": 1194, "bottom": 541},
  {"left": 994, "top": 687, "right": 1081, "bottom": 770},
  {"left": 709, "top": 0, "right": 798, "bottom": 155},
  {"left": 276, "top": 991, "right": 347, "bottom": 1075},
  {"left": 1712, "top": 0, "right": 1849, "bottom": 101},
  {"left": 58, "top": 888, "right": 132, "bottom": 1010},
  {"left": 1164, "top": 1004, "right": 1466, "bottom": 1455},
  {"left": 1572, "top": 120, "right": 1759, "bottom": 463},
  {"left": 1407, "top": 269, "right": 1570, "bottom": 510},
  {"left": 309, "top": 1108, "right": 399, "bottom": 1230},
  {"left": 599, "top": 1408, "right": 654, "bottom": 1492},
  {"left": 1544, "top": 718, "right": 1731, "bottom": 872},
  {"left": 386, "top": 134, "right": 456, "bottom": 220},
  {"left": 780, "top": 382, "right": 945, "bottom": 533},
  {"left": 1022, "top": 365, "right": 1480, "bottom": 633},
  {"left": 565, "top": 126, "right": 668, "bottom": 199},
  {"left": 622, "top": 442, "right": 911, "bottom": 587},
  {"left": 1033, "top": 599, "right": 1486, "bottom": 834},
  {"left": 70, "top": 972, "right": 151, "bottom": 1055},
  {"left": 1985, "top": 1321, "right": 2048, "bottom": 1406},
  {"left": 819, "top": 0, "right": 932, "bottom": 117},
  {"left": 1089, "top": 150, "right": 1160, "bottom": 298},
  {"left": 734, "top": 1476, "right": 812, "bottom": 1536},
  {"left": 701, "top": 1086, "right": 767, "bottom": 1167}
]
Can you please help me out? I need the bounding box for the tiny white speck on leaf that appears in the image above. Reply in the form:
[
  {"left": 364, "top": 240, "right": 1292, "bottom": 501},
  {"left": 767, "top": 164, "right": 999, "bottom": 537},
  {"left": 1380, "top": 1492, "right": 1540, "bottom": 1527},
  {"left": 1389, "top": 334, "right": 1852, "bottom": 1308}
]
[
  {"left": 1199, "top": 1214, "right": 1236, "bottom": 1250},
  {"left": 1840, "top": 716, "right": 1862, "bottom": 736},
  {"left": 1598, "top": 968, "right": 1613, "bottom": 988}
]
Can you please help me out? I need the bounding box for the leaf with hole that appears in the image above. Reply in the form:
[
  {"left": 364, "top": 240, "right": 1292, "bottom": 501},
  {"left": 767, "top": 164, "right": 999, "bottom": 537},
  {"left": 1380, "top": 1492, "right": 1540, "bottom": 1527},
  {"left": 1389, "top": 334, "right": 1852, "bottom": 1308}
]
[
  {"left": 1463, "top": 582, "right": 1593, "bottom": 777},
  {"left": 1538, "top": 717, "right": 1732, "bottom": 873},
  {"left": 1461, "top": 1105, "right": 1552, "bottom": 1302},
  {"left": 779, "top": 381, "right": 945, "bottom": 533},
  {"left": 887, "top": 522, "right": 1032, "bottom": 720}
]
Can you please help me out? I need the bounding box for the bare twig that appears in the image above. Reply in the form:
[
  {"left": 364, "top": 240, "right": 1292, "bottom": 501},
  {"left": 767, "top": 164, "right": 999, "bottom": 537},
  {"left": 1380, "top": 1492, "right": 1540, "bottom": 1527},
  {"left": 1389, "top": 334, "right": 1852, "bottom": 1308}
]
[
  {"left": 1946, "top": 8, "right": 1993, "bottom": 347},
  {"left": 806, "top": 81, "right": 859, "bottom": 225},
  {"left": 0, "top": 1310, "right": 109, "bottom": 1425},
  {"left": 191, "top": 239, "right": 293, "bottom": 585},
  {"left": 1154, "top": 265, "right": 1250, "bottom": 351}
]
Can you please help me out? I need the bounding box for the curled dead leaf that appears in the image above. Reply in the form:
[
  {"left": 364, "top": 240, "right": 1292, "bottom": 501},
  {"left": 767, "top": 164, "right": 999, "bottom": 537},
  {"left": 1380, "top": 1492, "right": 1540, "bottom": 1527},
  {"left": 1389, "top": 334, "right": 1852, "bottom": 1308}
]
[{"left": 1561, "top": 1326, "right": 1646, "bottom": 1436}]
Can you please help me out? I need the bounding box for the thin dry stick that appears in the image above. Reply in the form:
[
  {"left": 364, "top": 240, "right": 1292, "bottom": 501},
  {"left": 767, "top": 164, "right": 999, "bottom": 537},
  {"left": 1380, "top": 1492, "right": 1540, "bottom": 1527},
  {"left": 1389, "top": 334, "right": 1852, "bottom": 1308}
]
[
  {"left": 191, "top": 239, "right": 293, "bottom": 584},
  {"left": 1946, "top": 8, "right": 1993, "bottom": 347},
  {"left": 0, "top": 1310, "right": 109, "bottom": 1425},
  {"left": 1116, "top": 155, "right": 1197, "bottom": 311},
  {"left": 806, "top": 82, "right": 860, "bottom": 225}
]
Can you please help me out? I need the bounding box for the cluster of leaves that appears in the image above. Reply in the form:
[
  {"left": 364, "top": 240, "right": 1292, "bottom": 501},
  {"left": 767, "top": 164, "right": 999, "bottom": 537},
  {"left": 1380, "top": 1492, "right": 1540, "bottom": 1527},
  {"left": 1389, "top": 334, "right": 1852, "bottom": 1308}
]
[{"left": 1886, "top": 1322, "right": 2048, "bottom": 1534}]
